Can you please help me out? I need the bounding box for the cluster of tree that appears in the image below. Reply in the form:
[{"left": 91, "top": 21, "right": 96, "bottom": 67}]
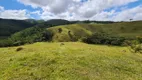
[
  {"left": 82, "top": 32, "right": 142, "bottom": 53},
  {"left": 72, "top": 20, "right": 114, "bottom": 24},
  {"left": 82, "top": 32, "right": 135, "bottom": 46},
  {"left": 0, "top": 27, "right": 53, "bottom": 47}
]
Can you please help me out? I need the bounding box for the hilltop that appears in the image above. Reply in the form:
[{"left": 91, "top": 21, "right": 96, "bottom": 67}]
[{"left": 0, "top": 42, "right": 141, "bottom": 80}]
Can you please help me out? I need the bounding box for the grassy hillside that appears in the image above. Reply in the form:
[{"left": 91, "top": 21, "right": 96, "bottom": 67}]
[
  {"left": 0, "top": 42, "right": 141, "bottom": 80},
  {"left": 48, "top": 21, "right": 142, "bottom": 42}
]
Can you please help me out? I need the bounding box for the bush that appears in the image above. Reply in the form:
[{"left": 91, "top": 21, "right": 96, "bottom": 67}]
[
  {"left": 16, "top": 47, "right": 24, "bottom": 52},
  {"left": 137, "top": 36, "right": 142, "bottom": 43},
  {"left": 122, "top": 40, "right": 132, "bottom": 46},
  {"left": 58, "top": 28, "right": 63, "bottom": 33},
  {"left": 128, "top": 40, "right": 142, "bottom": 53},
  {"left": 130, "top": 44, "right": 142, "bottom": 53}
]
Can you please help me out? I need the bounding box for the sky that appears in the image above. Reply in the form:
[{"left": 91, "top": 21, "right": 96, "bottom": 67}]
[{"left": 0, "top": 0, "right": 142, "bottom": 21}]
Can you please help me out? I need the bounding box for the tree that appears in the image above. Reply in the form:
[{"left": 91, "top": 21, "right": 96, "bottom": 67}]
[{"left": 130, "top": 19, "right": 133, "bottom": 21}]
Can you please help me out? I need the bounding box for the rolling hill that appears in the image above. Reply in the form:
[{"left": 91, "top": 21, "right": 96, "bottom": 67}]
[
  {"left": 0, "top": 20, "right": 142, "bottom": 47},
  {"left": 47, "top": 21, "right": 142, "bottom": 42}
]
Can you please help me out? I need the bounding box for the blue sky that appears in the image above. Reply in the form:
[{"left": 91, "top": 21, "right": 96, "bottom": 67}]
[
  {"left": 0, "top": 0, "right": 142, "bottom": 21},
  {"left": 0, "top": 0, "right": 37, "bottom": 11}
]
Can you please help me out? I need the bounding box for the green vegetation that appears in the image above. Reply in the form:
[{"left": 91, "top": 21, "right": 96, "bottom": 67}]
[
  {"left": 0, "top": 19, "right": 142, "bottom": 79},
  {"left": 48, "top": 21, "right": 142, "bottom": 42},
  {"left": 83, "top": 32, "right": 128, "bottom": 46},
  {"left": 0, "top": 21, "right": 142, "bottom": 47},
  {"left": 46, "top": 21, "right": 142, "bottom": 46},
  {"left": 0, "top": 42, "right": 142, "bottom": 80},
  {"left": 0, "top": 18, "right": 69, "bottom": 39},
  {"left": 130, "top": 43, "right": 142, "bottom": 53},
  {"left": 10, "top": 27, "right": 51, "bottom": 45},
  {"left": 0, "top": 27, "right": 52, "bottom": 47},
  {"left": 128, "top": 40, "right": 142, "bottom": 53},
  {"left": 0, "top": 18, "right": 36, "bottom": 38}
]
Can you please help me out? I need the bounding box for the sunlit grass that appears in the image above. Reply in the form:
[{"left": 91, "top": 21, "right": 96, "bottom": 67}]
[{"left": 0, "top": 42, "right": 142, "bottom": 80}]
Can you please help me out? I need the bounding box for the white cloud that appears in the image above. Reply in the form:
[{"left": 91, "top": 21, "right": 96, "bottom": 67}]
[
  {"left": 18, "top": 0, "right": 141, "bottom": 21},
  {"left": 90, "top": 10, "right": 116, "bottom": 21},
  {"left": 18, "top": 0, "right": 74, "bottom": 14},
  {"left": 18, "top": 0, "right": 138, "bottom": 18},
  {"left": 113, "top": 5, "right": 142, "bottom": 21},
  {"left": 1, "top": 0, "right": 142, "bottom": 21},
  {"left": 0, "top": 6, "right": 29, "bottom": 20},
  {"left": 76, "top": 0, "right": 138, "bottom": 18},
  {"left": 0, "top": 6, "right": 4, "bottom": 11},
  {"left": 87, "top": 5, "right": 142, "bottom": 21}
]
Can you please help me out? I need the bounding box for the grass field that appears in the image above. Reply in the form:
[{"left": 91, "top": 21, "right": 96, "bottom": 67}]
[{"left": 0, "top": 42, "right": 142, "bottom": 80}]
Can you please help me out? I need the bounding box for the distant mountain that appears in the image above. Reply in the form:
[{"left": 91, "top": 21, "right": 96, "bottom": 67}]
[
  {"left": 45, "top": 19, "right": 70, "bottom": 25},
  {"left": 25, "top": 19, "right": 45, "bottom": 24},
  {"left": 0, "top": 18, "right": 37, "bottom": 39},
  {"left": 0, "top": 18, "right": 71, "bottom": 39}
]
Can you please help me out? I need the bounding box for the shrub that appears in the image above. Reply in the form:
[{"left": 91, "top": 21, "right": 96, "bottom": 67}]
[
  {"left": 130, "top": 44, "right": 142, "bottom": 53},
  {"left": 128, "top": 40, "right": 142, "bottom": 53},
  {"left": 58, "top": 28, "right": 62, "bottom": 33},
  {"left": 122, "top": 40, "right": 132, "bottom": 46},
  {"left": 137, "top": 36, "right": 142, "bottom": 43},
  {"left": 16, "top": 47, "right": 24, "bottom": 52},
  {"left": 120, "top": 27, "right": 125, "bottom": 30}
]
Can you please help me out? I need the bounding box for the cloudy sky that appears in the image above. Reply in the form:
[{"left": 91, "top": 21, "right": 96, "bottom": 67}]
[{"left": 0, "top": 0, "right": 142, "bottom": 21}]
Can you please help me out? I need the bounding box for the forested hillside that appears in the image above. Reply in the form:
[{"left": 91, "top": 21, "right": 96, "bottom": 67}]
[{"left": 0, "top": 18, "right": 38, "bottom": 39}]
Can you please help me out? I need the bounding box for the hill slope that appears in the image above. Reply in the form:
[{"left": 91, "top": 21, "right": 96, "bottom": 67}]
[
  {"left": 47, "top": 21, "right": 142, "bottom": 42},
  {"left": 0, "top": 42, "right": 142, "bottom": 80}
]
